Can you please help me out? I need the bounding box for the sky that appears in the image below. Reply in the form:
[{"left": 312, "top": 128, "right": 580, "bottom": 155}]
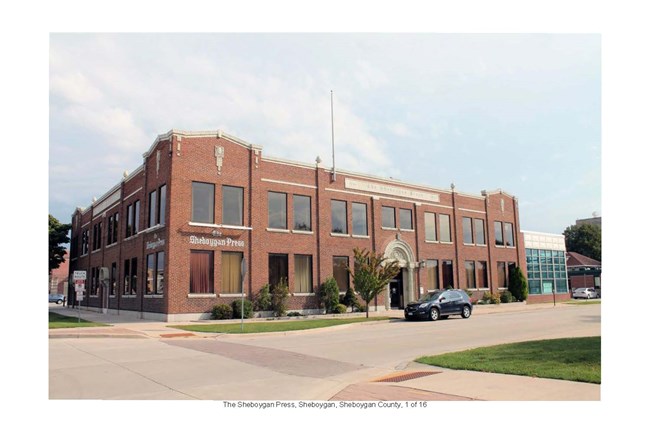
[{"left": 49, "top": 33, "right": 600, "bottom": 234}]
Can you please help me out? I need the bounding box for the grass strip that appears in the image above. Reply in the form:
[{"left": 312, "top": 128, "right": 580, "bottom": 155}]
[
  {"left": 416, "top": 337, "right": 600, "bottom": 384},
  {"left": 171, "top": 316, "right": 391, "bottom": 334},
  {"left": 49, "top": 312, "right": 109, "bottom": 329}
]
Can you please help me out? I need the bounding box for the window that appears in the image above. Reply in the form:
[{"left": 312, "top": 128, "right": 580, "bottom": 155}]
[
  {"left": 192, "top": 182, "right": 215, "bottom": 224},
  {"left": 268, "top": 192, "right": 287, "bottom": 229},
  {"left": 442, "top": 260, "right": 454, "bottom": 288},
  {"left": 107, "top": 212, "right": 119, "bottom": 245},
  {"left": 294, "top": 255, "right": 313, "bottom": 293},
  {"left": 399, "top": 209, "right": 413, "bottom": 230},
  {"left": 333, "top": 256, "right": 349, "bottom": 291},
  {"left": 90, "top": 267, "right": 99, "bottom": 296},
  {"left": 156, "top": 252, "right": 165, "bottom": 295},
  {"left": 504, "top": 223, "right": 515, "bottom": 247},
  {"left": 148, "top": 189, "right": 157, "bottom": 228},
  {"left": 497, "top": 262, "right": 507, "bottom": 288},
  {"left": 269, "top": 254, "right": 289, "bottom": 289},
  {"left": 126, "top": 204, "right": 133, "bottom": 237},
  {"left": 123, "top": 259, "right": 130, "bottom": 295},
  {"left": 81, "top": 230, "right": 89, "bottom": 255},
  {"left": 223, "top": 186, "right": 244, "bottom": 226},
  {"left": 508, "top": 262, "right": 516, "bottom": 287},
  {"left": 382, "top": 206, "right": 396, "bottom": 228},
  {"left": 190, "top": 250, "right": 214, "bottom": 294},
  {"left": 426, "top": 259, "right": 439, "bottom": 290},
  {"left": 110, "top": 262, "right": 117, "bottom": 296},
  {"left": 92, "top": 222, "right": 102, "bottom": 251},
  {"left": 351, "top": 202, "right": 368, "bottom": 236},
  {"left": 123, "top": 257, "right": 138, "bottom": 295},
  {"left": 146, "top": 254, "right": 156, "bottom": 294},
  {"left": 476, "top": 261, "right": 488, "bottom": 288},
  {"left": 465, "top": 261, "right": 476, "bottom": 289},
  {"left": 424, "top": 212, "right": 437, "bottom": 241},
  {"left": 331, "top": 200, "right": 348, "bottom": 234},
  {"left": 107, "top": 215, "right": 114, "bottom": 245},
  {"left": 462, "top": 217, "right": 473, "bottom": 244},
  {"left": 439, "top": 214, "right": 452, "bottom": 242},
  {"left": 474, "top": 219, "right": 485, "bottom": 245},
  {"left": 293, "top": 195, "right": 311, "bottom": 231},
  {"left": 126, "top": 201, "right": 140, "bottom": 237},
  {"left": 494, "top": 221, "right": 504, "bottom": 246},
  {"left": 158, "top": 185, "right": 166, "bottom": 226},
  {"left": 221, "top": 252, "right": 243, "bottom": 294}
]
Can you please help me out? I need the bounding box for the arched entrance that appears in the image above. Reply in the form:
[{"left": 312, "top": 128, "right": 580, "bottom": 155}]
[{"left": 384, "top": 238, "right": 417, "bottom": 310}]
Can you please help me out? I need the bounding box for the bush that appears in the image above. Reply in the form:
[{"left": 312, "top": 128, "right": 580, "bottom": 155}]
[
  {"left": 356, "top": 304, "right": 366, "bottom": 312},
  {"left": 211, "top": 304, "right": 233, "bottom": 320},
  {"left": 508, "top": 266, "right": 529, "bottom": 302},
  {"left": 500, "top": 290, "right": 514, "bottom": 304},
  {"left": 333, "top": 304, "right": 348, "bottom": 314},
  {"left": 271, "top": 278, "right": 289, "bottom": 317},
  {"left": 341, "top": 285, "right": 360, "bottom": 310},
  {"left": 319, "top": 277, "right": 340, "bottom": 314},
  {"left": 287, "top": 311, "right": 303, "bottom": 317},
  {"left": 481, "top": 292, "right": 501, "bottom": 305},
  {"left": 254, "top": 284, "right": 272, "bottom": 311},
  {"left": 232, "top": 298, "right": 254, "bottom": 319}
]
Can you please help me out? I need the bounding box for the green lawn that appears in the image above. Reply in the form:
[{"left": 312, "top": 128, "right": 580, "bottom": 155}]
[
  {"left": 49, "top": 312, "right": 109, "bottom": 329},
  {"left": 416, "top": 337, "right": 600, "bottom": 384},
  {"left": 171, "top": 317, "right": 391, "bottom": 334},
  {"left": 564, "top": 299, "right": 602, "bottom": 305}
]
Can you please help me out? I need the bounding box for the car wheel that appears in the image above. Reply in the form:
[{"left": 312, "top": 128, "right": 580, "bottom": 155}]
[
  {"left": 461, "top": 305, "right": 472, "bottom": 319},
  {"left": 429, "top": 307, "right": 440, "bottom": 321},
  {"left": 56, "top": 300, "right": 62, "bottom": 305}
]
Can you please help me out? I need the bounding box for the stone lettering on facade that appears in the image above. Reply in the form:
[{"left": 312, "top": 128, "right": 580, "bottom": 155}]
[
  {"left": 189, "top": 235, "right": 245, "bottom": 248},
  {"left": 345, "top": 178, "right": 440, "bottom": 203}
]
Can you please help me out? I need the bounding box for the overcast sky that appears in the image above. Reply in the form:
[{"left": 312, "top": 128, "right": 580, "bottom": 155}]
[{"left": 49, "top": 33, "right": 600, "bottom": 234}]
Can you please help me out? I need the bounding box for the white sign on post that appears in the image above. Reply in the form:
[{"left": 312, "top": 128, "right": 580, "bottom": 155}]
[{"left": 73, "top": 270, "right": 87, "bottom": 280}]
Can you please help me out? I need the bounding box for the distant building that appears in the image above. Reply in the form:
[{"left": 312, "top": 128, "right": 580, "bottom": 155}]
[
  {"left": 522, "top": 231, "right": 570, "bottom": 304},
  {"left": 50, "top": 250, "right": 69, "bottom": 295},
  {"left": 566, "top": 251, "right": 602, "bottom": 296}
]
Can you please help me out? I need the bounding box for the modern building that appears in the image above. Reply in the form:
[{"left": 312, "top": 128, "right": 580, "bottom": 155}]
[
  {"left": 566, "top": 251, "right": 602, "bottom": 296},
  {"left": 522, "top": 231, "right": 570, "bottom": 303},
  {"left": 68, "top": 130, "right": 526, "bottom": 321}
]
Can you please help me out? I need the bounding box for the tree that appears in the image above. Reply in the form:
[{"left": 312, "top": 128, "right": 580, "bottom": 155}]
[
  {"left": 49, "top": 214, "right": 71, "bottom": 274},
  {"left": 319, "top": 277, "right": 340, "bottom": 314},
  {"left": 348, "top": 247, "right": 401, "bottom": 318},
  {"left": 508, "top": 266, "right": 528, "bottom": 302},
  {"left": 563, "top": 224, "right": 601, "bottom": 261}
]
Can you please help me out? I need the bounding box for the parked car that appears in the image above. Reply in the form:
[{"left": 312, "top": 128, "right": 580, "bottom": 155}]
[
  {"left": 404, "top": 289, "right": 473, "bottom": 321},
  {"left": 572, "top": 287, "right": 599, "bottom": 299},
  {"left": 49, "top": 294, "right": 66, "bottom": 305}
]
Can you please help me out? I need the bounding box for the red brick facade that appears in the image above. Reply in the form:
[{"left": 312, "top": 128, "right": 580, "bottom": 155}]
[{"left": 68, "top": 130, "right": 526, "bottom": 321}]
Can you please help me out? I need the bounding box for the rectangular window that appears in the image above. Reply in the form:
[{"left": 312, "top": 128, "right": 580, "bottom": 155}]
[
  {"left": 331, "top": 200, "right": 348, "bottom": 234},
  {"left": 476, "top": 261, "right": 488, "bottom": 288},
  {"left": 107, "top": 215, "right": 114, "bottom": 246},
  {"left": 333, "top": 256, "right": 349, "bottom": 291},
  {"left": 192, "top": 182, "right": 215, "bottom": 224},
  {"left": 223, "top": 185, "right": 244, "bottom": 226},
  {"left": 399, "top": 209, "right": 413, "bottom": 230},
  {"left": 426, "top": 259, "right": 439, "bottom": 290},
  {"left": 497, "top": 262, "right": 507, "bottom": 287},
  {"left": 425, "top": 212, "right": 437, "bottom": 241},
  {"left": 474, "top": 219, "right": 485, "bottom": 245},
  {"left": 90, "top": 267, "right": 99, "bottom": 296},
  {"left": 81, "top": 230, "right": 89, "bottom": 255},
  {"left": 126, "top": 204, "right": 133, "bottom": 237},
  {"left": 494, "top": 221, "right": 504, "bottom": 246},
  {"left": 112, "top": 213, "right": 119, "bottom": 243},
  {"left": 442, "top": 260, "right": 454, "bottom": 288},
  {"left": 130, "top": 257, "right": 138, "bottom": 295},
  {"left": 382, "top": 206, "right": 396, "bottom": 229},
  {"left": 110, "top": 262, "right": 117, "bottom": 296},
  {"left": 293, "top": 195, "right": 312, "bottom": 231},
  {"left": 92, "top": 222, "right": 102, "bottom": 251},
  {"left": 351, "top": 202, "right": 368, "bottom": 236},
  {"left": 507, "top": 262, "right": 516, "bottom": 287},
  {"left": 158, "top": 185, "right": 166, "bottom": 226},
  {"left": 133, "top": 201, "right": 140, "bottom": 235},
  {"left": 268, "top": 254, "right": 289, "bottom": 289},
  {"left": 294, "top": 255, "right": 313, "bottom": 293},
  {"left": 462, "top": 217, "right": 473, "bottom": 244},
  {"left": 148, "top": 189, "right": 157, "bottom": 228},
  {"left": 190, "top": 250, "right": 214, "bottom": 294},
  {"left": 465, "top": 261, "right": 476, "bottom": 289},
  {"left": 146, "top": 254, "right": 155, "bottom": 294},
  {"left": 221, "top": 251, "right": 243, "bottom": 294},
  {"left": 156, "top": 251, "right": 165, "bottom": 295},
  {"left": 123, "top": 259, "right": 130, "bottom": 295},
  {"left": 439, "top": 214, "right": 452, "bottom": 243},
  {"left": 268, "top": 192, "right": 287, "bottom": 229},
  {"left": 504, "top": 222, "right": 515, "bottom": 247}
]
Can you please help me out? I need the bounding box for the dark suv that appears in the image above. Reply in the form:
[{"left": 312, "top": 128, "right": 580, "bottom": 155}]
[{"left": 404, "top": 289, "right": 473, "bottom": 321}]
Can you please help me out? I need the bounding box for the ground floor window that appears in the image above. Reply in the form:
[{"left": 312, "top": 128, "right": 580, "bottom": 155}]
[
  {"left": 123, "top": 258, "right": 138, "bottom": 295},
  {"left": 465, "top": 261, "right": 476, "bottom": 289},
  {"left": 426, "top": 259, "right": 439, "bottom": 291},
  {"left": 442, "top": 260, "right": 454, "bottom": 288},
  {"left": 146, "top": 252, "right": 165, "bottom": 295},
  {"left": 90, "top": 267, "right": 99, "bottom": 296},
  {"left": 497, "top": 262, "right": 507, "bottom": 288},
  {"left": 294, "top": 255, "right": 313, "bottom": 293},
  {"left": 269, "top": 254, "right": 289, "bottom": 289},
  {"left": 222, "top": 251, "right": 242, "bottom": 294},
  {"left": 526, "top": 248, "right": 568, "bottom": 295},
  {"left": 476, "top": 261, "right": 488, "bottom": 288},
  {"left": 190, "top": 250, "right": 214, "bottom": 294},
  {"left": 333, "top": 256, "right": 349, "bottom": 291},
  {"left": 110, "top": 262, "right": 117, "bottom": 296}
]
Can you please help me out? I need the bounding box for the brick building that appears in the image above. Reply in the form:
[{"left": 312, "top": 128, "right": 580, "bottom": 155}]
[{"left": 68, "top": 130, "right": 525, "bottom": 321}]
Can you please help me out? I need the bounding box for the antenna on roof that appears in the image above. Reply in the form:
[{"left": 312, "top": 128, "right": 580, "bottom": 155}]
[{"left": 331, "top": 90, "right": 336, "bottom": 182}]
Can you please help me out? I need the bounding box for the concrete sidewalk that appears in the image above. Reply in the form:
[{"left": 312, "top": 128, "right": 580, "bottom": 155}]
[{"left": 48, "top": 302, "right": 600, "bottom": 401}]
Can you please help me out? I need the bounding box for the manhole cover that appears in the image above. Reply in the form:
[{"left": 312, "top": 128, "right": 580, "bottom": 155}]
[{"left": 373, "top": 371, "right": 440, "bottom": 383}]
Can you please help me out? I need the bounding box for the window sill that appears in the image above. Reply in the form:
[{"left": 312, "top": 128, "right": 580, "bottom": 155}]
[
  {"left": 292, "top": 292, "right": 316, "bottom": 297},
  {"left": 292, "top": 230, "right": 314, "bottom": 235},
  {"left": 144, "top": 294, "right": 164, "bottom": 298},
  {"left": 122, "top": 295, "right": 137, "bottom": 298},
  {"left": 142, "top": 224, "right": 165, "bottom": 234},
  {"left": 331, "top": 233, "right": 350, "bottom": 237},
  {"left": 219, "top": 293, "right": 244, "bottom": 298},
  {"left": 351, "top": 234, "right": 370, "bottom": 239},
  {"left": 123, "top": 234, "right": 140, "bottom": 241},
  {"left": 189, "top": 222, "right": 253, "bottom": 231},
  {"left": 382, "top": 227, "right": 398, "bottom": 231},
  {"left": 400, "top": 228, "right": 415, "bottom": 232},
  {"left": 439, "top": 241, "right": 453, "bottom": 245},
  {"left": 424, "top": 240, "right": 439, "bottom": 244},
  {"left": 267, "top": 228, "right": 290, "bottom": 233},
  {"left": 188, "top": 293, "right": 217, "bottom": 298}
]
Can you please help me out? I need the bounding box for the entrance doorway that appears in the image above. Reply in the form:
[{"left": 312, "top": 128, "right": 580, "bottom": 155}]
[{"left": 389, "top": 269, "right": 404, "bottom": 309}]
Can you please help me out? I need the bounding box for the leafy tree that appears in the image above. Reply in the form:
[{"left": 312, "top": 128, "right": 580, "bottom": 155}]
[
  {"left": 563, "top": 224, "right": 601, "bottom": 261},
  {"left": 348, "top": 247, "right": 401, "bottom": 318},
  {"left": 319, "top": 277, "right": 340, "bottom": 313},
  {"left": 508, "top": 266, "right": 528, "bottom": 302},
  {"left": 49, "top": 214, "right": 71, "bottom": 274}
]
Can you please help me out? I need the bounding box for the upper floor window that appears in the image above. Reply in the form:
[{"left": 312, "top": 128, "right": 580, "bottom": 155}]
[
  {"left": 268, "top": 192, "right": 287, "bottom": 229},
  {"left": 399, "top": 209, "right": 413, "bottom": 230},
  {"left": 439, "top": 214, "right": 452, "bottom": 243},
  {"left": 462, "top": 217, "right": 473, "bottom": 244},
  {"left": 81, "top": 230, "right": 89, "bottom": 255},
  {"left": 474, "top": 218, "right": 485, "bottom": 245},
  {"left": 223, "top": 185, "right": 244, "bottom": 226},
  {"left": 92, "top": 222, "right": 102, "bottom": 251},
  {"left": 293, "top": 195, "right": 312, "bottom": 231},
  {"left": 494, "top": 221, "right": 504, "bottom": 246},
  {"left": 504, "top": 222, "right": 515, "bottom": 247},
  {"left": 382, "top": 206, "right": 396, "bottom": 229},
  {"left": 424, "top": 212, "right": 437, "bottom": 241},
  {"left": 148, "top": 189, "right": 157, "bottom": 228},
  {"left": 126, "top": 200, "right": 140, "bottom": 237},
  {"left": 192, "top": 182, "right": 214, "bottom": 224},
  {"left": 331, "top": 200, "right": 347, "bottom": 234},
  {"left": 352, "top": 202, "right": 368, "bottom": 236},
  {"left": 107, "top": 212, "right": 119, "bottom": 245}
]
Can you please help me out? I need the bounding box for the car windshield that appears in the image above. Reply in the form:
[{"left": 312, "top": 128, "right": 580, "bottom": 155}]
[{"left": 418, "top": 291, "right": 443, "bottom": 302}]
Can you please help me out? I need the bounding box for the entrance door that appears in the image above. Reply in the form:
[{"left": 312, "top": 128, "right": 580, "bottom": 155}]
[{"left": 389, "top": 271, "right": 404, "bottom": 309}]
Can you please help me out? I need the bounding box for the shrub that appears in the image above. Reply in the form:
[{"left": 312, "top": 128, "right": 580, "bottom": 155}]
[
  {"left": 481, "top": 292, "right": 501, "bottom": 305},
  {"left": 271, "top": 278, "right": 289, "bottom": 317},
  {"left": 254, "top": 284, "right": 272, "bottom": 311},
  {"left": 333, "top": 304, "right": 348, "bottom": 314},
  {"left": 356, "top": 304, "right": 366, "bottom": 312},
  {"left": 232, "top": 298, "right": 254, "bottom": 319},
  {"left": 319, "top": 277, "right": 340, "bottom": 314},
  {"left": 287, "top": 311, "right": 302, "bottom": 317},
  {"left": 500, "top": 290, "right": 514, "bottom": 304},
  {"left": 508, "top": 266, "right": 528, "bottom": 302},
  {"left": 211, "top": 304, "right": 233, "bottom": 320},
  {"left": 341, "top": 285, "right": 360, "bottom": 311}
]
